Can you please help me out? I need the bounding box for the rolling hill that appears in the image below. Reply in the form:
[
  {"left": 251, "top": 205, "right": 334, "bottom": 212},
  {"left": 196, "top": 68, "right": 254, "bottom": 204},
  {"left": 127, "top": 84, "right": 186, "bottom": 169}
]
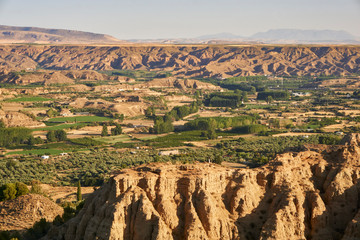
[{"left": 0, "top": 25, "right": 127, "bottom": 44}]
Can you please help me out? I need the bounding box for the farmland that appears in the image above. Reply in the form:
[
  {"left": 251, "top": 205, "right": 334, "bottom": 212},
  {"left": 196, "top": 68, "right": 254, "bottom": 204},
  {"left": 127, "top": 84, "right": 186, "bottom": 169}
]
[{"left": 0, "top": 67, "right": 360, "bottom": 187}]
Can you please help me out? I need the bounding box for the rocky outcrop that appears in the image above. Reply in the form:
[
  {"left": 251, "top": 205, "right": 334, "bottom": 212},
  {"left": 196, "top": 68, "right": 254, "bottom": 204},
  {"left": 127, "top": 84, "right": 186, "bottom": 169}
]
[
  {"left": 0, "top": 71, "right": 75, "bottom": 85},
  {"left": 0, "top": 45, "right": 360, "bottom": 78},
  {"left": 0, "top": 194, "right": 64, "bottom": 231},
  {"left": 43, "top": 134, "right": 360, "bottom": 240},
  {"left": 0, "top": 110, "right": 43, "bottom": 128}
]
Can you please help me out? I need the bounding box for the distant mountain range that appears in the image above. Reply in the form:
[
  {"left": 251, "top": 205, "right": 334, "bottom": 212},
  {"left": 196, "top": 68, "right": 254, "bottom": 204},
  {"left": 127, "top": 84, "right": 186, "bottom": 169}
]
[
  {"left": 250, "top": 29, "right": 358, "bottom": 43},
  {"left": 0, "top": 25, "right": 126, "bottom": 44},
  {"left": 196, "top": 29, "right": 359, "bottom": 44},
  {"left": 0, "top": 25, "right": 359, "bottom": 44}
]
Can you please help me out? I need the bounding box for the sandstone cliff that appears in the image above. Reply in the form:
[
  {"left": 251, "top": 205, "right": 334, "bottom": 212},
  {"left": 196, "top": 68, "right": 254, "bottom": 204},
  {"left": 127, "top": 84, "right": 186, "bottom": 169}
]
[
  {"left": 0, "top": 45, "right": 360, "bottom": 78},
  {"left": 43, "top": 134, "right": 360, "bottom": 240}
]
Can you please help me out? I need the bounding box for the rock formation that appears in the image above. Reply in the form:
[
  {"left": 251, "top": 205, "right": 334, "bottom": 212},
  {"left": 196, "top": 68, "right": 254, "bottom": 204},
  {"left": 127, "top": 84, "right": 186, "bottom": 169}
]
[
  {"left": 0, "top": 45, "right": 360, "bottom": 78},
  {"left": 0, "top": 110, "right": 44, "bottom": 128},
  {"left": 0, "top": 194, "right": 64, "bottom": 231},
  {"left": 43, "top": 134, "right": 360, "bottom": 240}
]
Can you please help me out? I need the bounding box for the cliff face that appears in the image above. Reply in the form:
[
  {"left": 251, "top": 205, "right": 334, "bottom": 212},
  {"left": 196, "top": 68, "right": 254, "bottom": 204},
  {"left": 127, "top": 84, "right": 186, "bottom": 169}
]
[
  {"left": 1, "top": 45, "right": 360, "bottom": 77},
  {"left": 44, "top": 134, "right": 360, "bottom": 240}
]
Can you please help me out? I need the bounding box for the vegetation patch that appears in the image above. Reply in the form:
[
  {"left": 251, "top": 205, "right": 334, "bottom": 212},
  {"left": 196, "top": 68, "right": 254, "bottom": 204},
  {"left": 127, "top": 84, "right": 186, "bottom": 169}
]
[
  {"left": 47, "top": 116, "right": 113, "bottom": 123},
  {"left": 6, "top": 96, "right": 51, "bottom": 102}
]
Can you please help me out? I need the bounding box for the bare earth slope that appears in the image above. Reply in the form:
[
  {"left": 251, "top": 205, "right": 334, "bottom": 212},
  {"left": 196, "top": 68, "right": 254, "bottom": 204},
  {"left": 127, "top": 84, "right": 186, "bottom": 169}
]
[
  {"left": 0, "top": 194, "right": 64, "bottom": 231},
  {"left": 0, "top": 45, "right": 360, "bottom": 77},
  {"left": 44, "top": 134, "right": 360, "bottom": 240}
]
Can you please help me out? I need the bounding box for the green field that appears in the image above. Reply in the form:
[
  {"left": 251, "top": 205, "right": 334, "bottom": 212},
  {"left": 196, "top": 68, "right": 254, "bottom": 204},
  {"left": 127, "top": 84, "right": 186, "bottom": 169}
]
[
  {"left": 95, "top": 134, "right": 132, "bottom": 144},
  {"left": 144, "top": 130, "right": 208, "bottom": 148},
  {"left": 6, "top": 96, "right": 51, "bottom": 102},
  {"left": 47, "top": 116, "right": 113, "bottom": 123},
  {"left": 134, "top": 135, "right": 159, "bottom": 140}
]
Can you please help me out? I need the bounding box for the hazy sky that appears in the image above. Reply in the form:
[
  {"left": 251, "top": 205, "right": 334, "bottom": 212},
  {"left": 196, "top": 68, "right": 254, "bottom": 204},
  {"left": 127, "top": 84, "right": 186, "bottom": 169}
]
[{"left": 0, "top": 0, "right": 359, "bottom": 39}]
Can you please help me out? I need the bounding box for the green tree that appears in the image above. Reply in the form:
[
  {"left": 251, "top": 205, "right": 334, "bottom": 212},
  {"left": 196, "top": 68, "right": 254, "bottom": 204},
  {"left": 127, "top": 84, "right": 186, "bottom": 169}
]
[
  {"left": 6, "top": 159, "right": 17, "bottom": 169},
  {"left": 34, "top": 137, "right": 44, "bottom": 145},
  {"left": 214, "top": 155, "right": 223, "bottom": 165},
  {"left": 0, "top": 127, "right": 32, "bottom": 147},
  {"left": 3, "top": 183, "right": 16, "bottom": 200},
  {"left": 250, "top": 86, "right": 256, "bottom": 94},
  {"left": 111, "top": 124, "right": 122, "bottom": 136},
  {"left": 28, "top": 135, "right": 36, "bottom": 146},
  {"left": 46, "top": 108, "right": 57, "bottom": 118},
  {"left": 30, "top": 181, "right": 43, "bottom": 195},
  {"left": 0, "top": 120, "right": 5, "bottom": 128},
  {"left": 54, "top": 130, "right": 67, "bottom": 141},
  {"left": 101, "top": 125, "right": 108, "bottom": 136},
  {"left": 15, "top": 182, "right": 29, "bottom": 197},
  {"left": 145, "top": 106, "right": 156, "bottom": 118},
  {"left": 206, "top": 129, "right": 217, "bottom": 140},
  {"left": 266, "top": 96, "right": 273, "bottom": 104},
  {"left": 46, "top": 131, "right": 56, "bottom": 142},
  {"left": 76, "top": 181, "right": 82, "bottom": 202}
]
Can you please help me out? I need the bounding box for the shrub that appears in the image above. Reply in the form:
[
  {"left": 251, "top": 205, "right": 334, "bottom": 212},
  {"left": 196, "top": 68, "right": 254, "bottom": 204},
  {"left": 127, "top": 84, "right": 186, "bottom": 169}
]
[
  {"left": 111, "top": 125, "right": 122, "bottom": 136},
  {"left": 3, "top": 183, "right": 16, "bottom": 200},
  {"left": 101, "top": 125, "right": 108, "bottom": 136},
  {"left": 30, "top": 181, "right": 43, "bottom": 195},
  {"left": 15, "top": 182, "right": 29, "bottom": 197}
]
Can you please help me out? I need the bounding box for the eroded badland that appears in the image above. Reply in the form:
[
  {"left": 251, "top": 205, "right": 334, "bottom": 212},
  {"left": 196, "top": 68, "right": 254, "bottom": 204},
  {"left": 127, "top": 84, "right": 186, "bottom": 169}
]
[{"left": 0, "top": 43, "right": 360, "bottom": 240}]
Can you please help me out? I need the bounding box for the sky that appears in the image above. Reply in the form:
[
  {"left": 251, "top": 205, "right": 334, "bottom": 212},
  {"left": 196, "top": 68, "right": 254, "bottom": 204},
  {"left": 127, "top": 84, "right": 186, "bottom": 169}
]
[{"left": 0, "top": 0, "right": 359, "bottom": 39}]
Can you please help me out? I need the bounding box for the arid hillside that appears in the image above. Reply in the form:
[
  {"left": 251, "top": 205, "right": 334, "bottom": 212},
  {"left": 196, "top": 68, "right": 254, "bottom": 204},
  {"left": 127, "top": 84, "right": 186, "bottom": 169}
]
[
  {"left": 0, "top": 25, "right": 125, "bottom": 44},
  {"left": 0, "top": 45, "right": 360, "bottom": 77},
  {"left": 43, "top": 134, "right": 360, "bottom": 240},
  {"left": 0, "top": 194, "right": 63, "bottom": 231}
]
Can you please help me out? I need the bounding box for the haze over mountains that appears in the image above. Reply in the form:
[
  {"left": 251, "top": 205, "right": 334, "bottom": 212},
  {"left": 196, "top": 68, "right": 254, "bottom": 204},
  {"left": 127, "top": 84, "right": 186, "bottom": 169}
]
[
  {"left": 251, "top": 29, "right": 358, "bottom": 43},
  {"left": 131, "top": 30, "right": 359, "bottom": 44},
  {"left": 0, "top": 25, "right": 359, "bottom": 44},
  {"left": 144, "top": 29, "right": 359, "bottom": 44}
]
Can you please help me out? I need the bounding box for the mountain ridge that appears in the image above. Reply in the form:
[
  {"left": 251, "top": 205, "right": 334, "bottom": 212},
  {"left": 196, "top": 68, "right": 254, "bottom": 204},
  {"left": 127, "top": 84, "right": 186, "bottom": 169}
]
[
  {"left": 132, "top": 29, "right": 360, "bottom": 44},
  {"left": 251, "top": 28, "right": 358, "bottom": 42},
  {"left": 0, "top": 25, "right": 126, "bottom": 44},
  {"left": 0, "top": 45, "right": 359, "bottom": 78}
]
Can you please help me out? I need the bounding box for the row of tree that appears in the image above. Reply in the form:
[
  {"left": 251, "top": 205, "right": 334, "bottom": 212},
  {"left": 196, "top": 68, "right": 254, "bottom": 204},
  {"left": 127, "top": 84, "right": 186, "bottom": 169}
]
[
  {"left": 46, "top": 130, "right": 67, "bottom": 142},
  {"left": 185, "top": 115, "right": 259, "bottom": 130},
  {"left": 101, "top": 123, "right": 122, "bottom": 136},
  {"left": 0, "top": 182, "right": 29, "bottom": 201},
  {"left": 204, "top": 91, "right": 248, "bottom": 107},
  {"left": 257, "top": 91, "right": 290, "bottom": 101},
  {"left": 0, "top": 121, "right": 32, "bottom": 147}
]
